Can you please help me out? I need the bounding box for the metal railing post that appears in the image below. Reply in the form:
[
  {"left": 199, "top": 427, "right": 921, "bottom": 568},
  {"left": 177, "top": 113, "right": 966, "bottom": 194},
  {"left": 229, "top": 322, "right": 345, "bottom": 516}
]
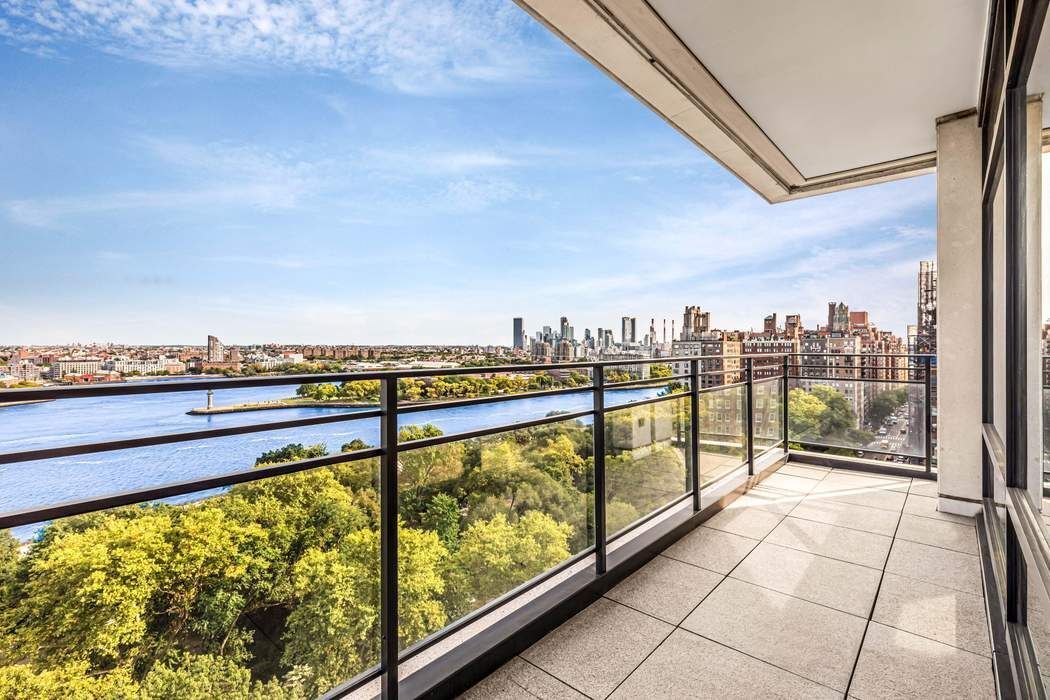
[
  {"left": 924, "top": 355, "right": 933, "bottom": 474},
  {"left": 593, "top": 365, "right": 607, "bottom": 574},
  {"left": 745, "top": 357, "right": 755, "bottom": 476},
  {"left": 782, "top": 354, "right": 790, "bottom": 453},
  {"left": 689, "top": 359, "right": 701, "bottom": 511},
  {"left": 380, "top": 377, "right": 399, "bottom": 699}
]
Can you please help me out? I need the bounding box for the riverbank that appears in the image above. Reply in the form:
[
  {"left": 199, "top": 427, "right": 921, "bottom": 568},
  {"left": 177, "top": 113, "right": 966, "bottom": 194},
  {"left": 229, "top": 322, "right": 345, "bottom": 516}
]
[
  {"left": 0, "top": 399, "right": 54, "bottom": 409},
  {"left": 187, "top": 399, "right": 377, "bottom": 415}
]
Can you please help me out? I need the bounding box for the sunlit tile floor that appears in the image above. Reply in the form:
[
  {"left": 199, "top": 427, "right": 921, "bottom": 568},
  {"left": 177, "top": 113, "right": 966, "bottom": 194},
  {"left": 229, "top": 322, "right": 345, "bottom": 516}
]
[{"left": 463, "top": 464, "right": 997, "bottom": 699}]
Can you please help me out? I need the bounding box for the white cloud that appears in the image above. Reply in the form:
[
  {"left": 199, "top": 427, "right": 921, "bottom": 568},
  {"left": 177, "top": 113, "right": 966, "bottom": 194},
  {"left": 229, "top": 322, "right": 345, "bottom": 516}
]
[
  {"left": 363, "top": 147, "right": 521, "bottom": 175},
  {"left": 1, "top": 0, "right": 546, "bottom": 95},
  {"left": 5, "top": 182, "right": 304, "bottom": 227},
  {"left": 206, "top": 255, "right": 314, "bottom": 269},
  {"left": 439, "top": 177, "right": 535, "bottom": 212}
]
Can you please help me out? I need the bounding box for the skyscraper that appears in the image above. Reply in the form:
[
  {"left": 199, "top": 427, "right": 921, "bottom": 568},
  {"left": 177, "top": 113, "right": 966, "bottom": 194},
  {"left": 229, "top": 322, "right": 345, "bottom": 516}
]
[
  {"left": 621, "top": 316, "right": 637, "bottom": 344},
  {"left": 513, "top": 318, "right": 524, "bottom": 350},
  {"left": 916, "top": 260, "right": 937, "bottom": 354},
  {"left": 681, "top": 306, "right": 710, "bottom": 341},
  {"left": 559, "top": 316, "right": 570, "bottom": 340},
  {"left": 827, "top": 302, "right": 849, "bottom": 334},
  {"left": 763, "top": 313, "right": 777, "bottom": 335},
  {"left": 206, "top": 335, "right": 225, "bottom": 363}
]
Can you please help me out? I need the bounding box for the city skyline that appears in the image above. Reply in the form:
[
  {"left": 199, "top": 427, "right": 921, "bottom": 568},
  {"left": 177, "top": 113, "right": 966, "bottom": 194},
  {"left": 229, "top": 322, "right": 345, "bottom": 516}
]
[{"left": 0, "top": 1, "right": 938, "bottom": 346}]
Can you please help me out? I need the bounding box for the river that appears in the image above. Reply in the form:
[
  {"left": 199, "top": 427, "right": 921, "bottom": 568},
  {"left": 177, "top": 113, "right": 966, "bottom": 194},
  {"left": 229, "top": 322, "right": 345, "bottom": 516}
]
[{"left": 0, "top": 379, "right": 664, "bottom": 537}]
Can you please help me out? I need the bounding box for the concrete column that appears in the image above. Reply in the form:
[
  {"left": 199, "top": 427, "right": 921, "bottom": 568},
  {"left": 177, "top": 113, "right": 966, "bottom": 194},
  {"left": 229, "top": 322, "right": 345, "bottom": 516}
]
[
  {"left": 936, "top": 112, "right": 983, "bottom": 516},
  {"left": 1026, "top": 96, "right": 1044, "bottom": 503}
]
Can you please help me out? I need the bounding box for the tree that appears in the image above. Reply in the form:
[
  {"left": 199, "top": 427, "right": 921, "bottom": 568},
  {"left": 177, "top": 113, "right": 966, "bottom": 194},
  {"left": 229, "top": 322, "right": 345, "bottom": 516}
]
[
  {"left": 422, "top": 493, "right": 461, "bottom": 549},
  {"left": 0, "top": 531, "right": 17, "bottom": 604},
  {"left": 446, "top": 512, "right": 570, "bottom": 616},
  {"left": 397, "top": 425, "right": 465, "bottom": 506},
  {"left": 139, "top": 652, "right": 302, "bottom": 700},
  {"left": 156, "top": 505, "right": 267, "bottom": 662},
  {"left": 4, "top": 511, "right": 173, "bottom": 668},
  {"left": 0, "top": 662, "right": 137, "bottom": 700},
  {"left": 787, "top": 385, "right": 872, "bottom": 450},
  {"left": 282, "top": 526, "right": 447, "bottom": 693},
  {"left": 340, "top": 438, "right": 370, "bottom": 453},
  {"left": 532, "top": 434, "right": 586, "bottom": 486},
  {"left": 255, "top": 443, "right": 328, "bottom": 467},
  {"left": 649, "top": 363, "right": 673, "bottom": 378}
]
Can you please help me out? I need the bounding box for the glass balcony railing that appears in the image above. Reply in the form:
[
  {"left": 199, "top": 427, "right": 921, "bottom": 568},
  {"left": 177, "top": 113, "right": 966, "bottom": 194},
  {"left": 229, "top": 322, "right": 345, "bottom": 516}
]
[{"left": 0, "top": 353, "right": 934, "bottom": 697}]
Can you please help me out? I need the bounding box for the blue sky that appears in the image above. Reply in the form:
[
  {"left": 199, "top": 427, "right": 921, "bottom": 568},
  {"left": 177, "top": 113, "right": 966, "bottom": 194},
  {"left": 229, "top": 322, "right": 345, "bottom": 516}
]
[{"left": 1, "top": 0, "right": 936, "bottom": 346}]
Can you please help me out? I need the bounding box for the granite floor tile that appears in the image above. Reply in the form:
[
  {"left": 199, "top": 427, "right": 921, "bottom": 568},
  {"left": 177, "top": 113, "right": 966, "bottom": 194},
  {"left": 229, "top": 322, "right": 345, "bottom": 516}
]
[
  {"left": 522, "top": 598, "right": 672, "bottom": 699},
  {"left": 895, "top": 513, "right": 979, "bottom": 555},
  {"left": 610, "top": 629, "right": 840, "bottom": 700},
  {"left": 809, "top": 485, "right": 908, "bottom": 512},
  {"left": 908, "top": 479, "right": 939, "bottom": 497},
  {"left": 461, "top": 657, "right": 588, "bottom": 699},
  {"left": 903, "top": 493, "right": 976, "bottom": 525},
  {"left": 703, "top": 503, "right": 785, "bottom": 539},
  {"left": 662, "top": 525, "right": 759, "bottom": 574},
  {"left": 777, "top": 463, "right": 831, "bottom": 480},
  {"left": 884, "top": 539, "right": 983, "bottom": 595},
  {"left": 731, "top": 541, "right": 881, "bottom": 617},
  {"left": 765, "top": 516, "right": 893, "bottom": 569},
  {"left": 872, "top": 573, "right": 990, "bottom": 656},
  {"left": 730, "top": 486, "right": 804, "bottom": 515},
  {"left": 849, "top": 622, "right": 995, "bottom": 699},
  {"left": 682, "top": 577, "right": 867, "bottom": 690},
  {"left": 791, "top": 497, "right": 900, "bottom": 536},
  {"left": 605, "top": 554, "right": 723, "bottom": 624},
  {"left": 813, "top": 472, "right": 911, "bottom": 495},
  {"left": 760, "top": 472, "right": 821, "bottom": 494}
]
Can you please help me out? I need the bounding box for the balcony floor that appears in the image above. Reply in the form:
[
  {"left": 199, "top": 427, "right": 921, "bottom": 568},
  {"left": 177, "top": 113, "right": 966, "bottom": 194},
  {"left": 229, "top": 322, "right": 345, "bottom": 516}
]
[{"left": 463, "top": 464, "right": 996, "bottom": 699}]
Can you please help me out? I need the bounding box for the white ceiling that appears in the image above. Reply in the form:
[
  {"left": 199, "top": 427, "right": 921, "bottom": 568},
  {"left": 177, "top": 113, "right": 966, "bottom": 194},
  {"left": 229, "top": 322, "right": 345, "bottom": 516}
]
[{"left": 648, "top": 0, "right": 989, "bottom": 177}]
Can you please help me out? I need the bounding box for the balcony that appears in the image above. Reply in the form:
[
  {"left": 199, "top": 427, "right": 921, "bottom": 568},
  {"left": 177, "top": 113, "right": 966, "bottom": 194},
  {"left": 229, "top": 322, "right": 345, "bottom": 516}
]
[
  {"left": 2, "top": 0, "right": 1049, "bottom": 697},
  {"left": 0, "top": 353, "right": 960, "bottom": 699}
]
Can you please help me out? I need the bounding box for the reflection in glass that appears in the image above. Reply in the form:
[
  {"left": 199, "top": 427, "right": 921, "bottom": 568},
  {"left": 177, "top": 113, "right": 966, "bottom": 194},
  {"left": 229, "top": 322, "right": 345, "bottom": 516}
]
[
  {"left": 752, "top": 379, "right": 783, "bottom": 452},
  {"left": 605, "top": 397, "right": 691, "bottom": 535},
  {"left": 698, "top": 385, "right": 747, "bottom": 485}
]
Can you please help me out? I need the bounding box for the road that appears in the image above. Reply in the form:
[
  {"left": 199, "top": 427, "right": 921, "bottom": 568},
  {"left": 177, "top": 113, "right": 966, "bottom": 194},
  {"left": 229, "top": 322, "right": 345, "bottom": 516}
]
[{"left": 862, "top": 408, "right": 915, "bottom": 461}]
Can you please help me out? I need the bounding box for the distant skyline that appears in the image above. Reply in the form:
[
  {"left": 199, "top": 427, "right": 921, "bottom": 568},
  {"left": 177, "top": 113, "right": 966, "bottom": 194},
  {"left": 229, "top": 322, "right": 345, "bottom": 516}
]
[{"left": 1, "top": 1, "right": 940, "bottom": 345}]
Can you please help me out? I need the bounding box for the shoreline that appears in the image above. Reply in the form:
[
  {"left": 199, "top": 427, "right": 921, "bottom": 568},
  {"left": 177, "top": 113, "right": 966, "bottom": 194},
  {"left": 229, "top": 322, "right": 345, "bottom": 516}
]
[
  {"left": 0, "top": 399, "right": 54, "bottom": 409},
  {"left": 187, "top": 400, "right": 377, "bottom": 415},
  {"left": 186, "top": 385, "right": 653, "bottom": 416}
]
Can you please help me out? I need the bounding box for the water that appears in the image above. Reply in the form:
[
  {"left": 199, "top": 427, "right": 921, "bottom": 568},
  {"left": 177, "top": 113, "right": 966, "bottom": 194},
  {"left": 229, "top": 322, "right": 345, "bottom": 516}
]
[{"left": 0, "top": 378, "right": 665, "bottom": 537}]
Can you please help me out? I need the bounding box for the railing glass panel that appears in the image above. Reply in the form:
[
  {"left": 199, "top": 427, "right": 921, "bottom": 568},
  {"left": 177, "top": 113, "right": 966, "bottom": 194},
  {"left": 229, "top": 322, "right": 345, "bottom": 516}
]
[
  {"left": 697, "top": 384, "right": 747, "bottom": 486},
  {"left": 395, "top": 415, "right": 594, "bottom": 652},
  {"left": 752, "top": 377, "right": 784, "bottom": 454},
  {"left": 787, "top": 378, "right": 926, "bottom": 464},
  {"left": 604, "top": 395, "right": 691, "bottom": 537}
]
